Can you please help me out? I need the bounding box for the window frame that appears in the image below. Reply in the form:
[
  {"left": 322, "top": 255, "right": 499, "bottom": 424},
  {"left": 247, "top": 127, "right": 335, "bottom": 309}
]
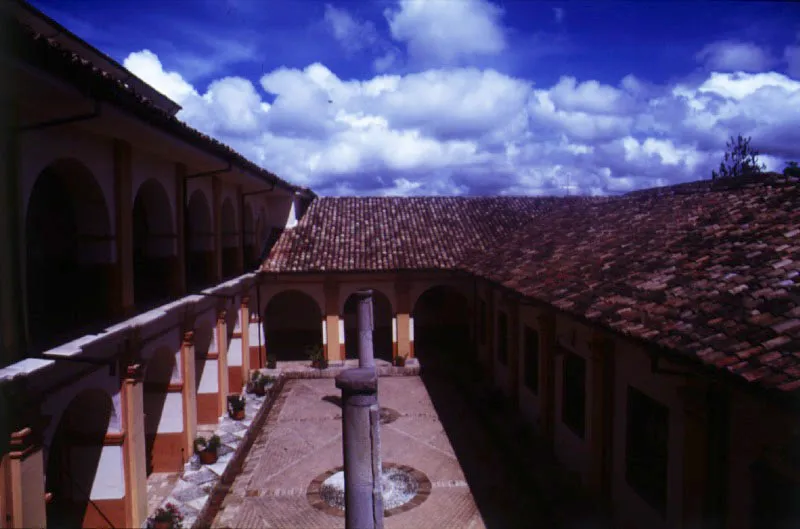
[
  {"left": 561, "top": 348, "right": 586, "bottom": 439},
  {"left": 625, "top": 385, "right": 669, "bottom": 517}
]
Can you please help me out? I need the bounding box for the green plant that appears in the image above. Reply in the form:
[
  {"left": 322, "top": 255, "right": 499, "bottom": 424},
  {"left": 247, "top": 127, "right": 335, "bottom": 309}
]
[
  {"left": 307, "top": 344, "right": 328, "bottom": 368},
  {"left": 711, "top": 135, "right": 765, "bottom": 180},
  {"left": 393, "top": 354, "right": 407, "bottom": 367},
  {"left": 207, "top": 434, "right": 221, "bottom": 451},
  {"left": 193, "top": 436, "right": 208, "bottom": 454},
  {"left": 147, "top": 502, "right": 184, "bottom": 529},
  {"left": 267, "top": 354, "right": 277, "bottom": 369},
  {"left": 227, "top": 394, "right": 246, "bottom": 415}
]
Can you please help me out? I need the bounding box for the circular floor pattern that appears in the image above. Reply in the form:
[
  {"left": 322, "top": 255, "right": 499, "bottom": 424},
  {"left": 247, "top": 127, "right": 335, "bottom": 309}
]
[{"left": 307, "top": 462, "right": 431, "bottom": 517}]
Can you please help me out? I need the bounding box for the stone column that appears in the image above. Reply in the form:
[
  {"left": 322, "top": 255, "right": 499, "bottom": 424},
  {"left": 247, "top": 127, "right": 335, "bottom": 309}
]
[
  {"left": 173, "top": 163, "right": 187, "bottom": 297},
  {"left": 211, "top": 177, "right": 223, "bottom": 284},
  {"left": 356, "top": 290, "right": 376, "bottom": 368},
  {"left": 394, "top": 280, "right": 411, "bottom": 360},
  {"left": 112, "top": 138, "right": 134, "bottom": 317},
  {"left": 335, "top": 368, "right": 384, "bottom": 529}
]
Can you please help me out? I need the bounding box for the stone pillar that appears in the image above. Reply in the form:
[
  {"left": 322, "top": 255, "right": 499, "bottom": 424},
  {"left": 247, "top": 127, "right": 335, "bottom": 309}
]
[
  {"left": 356, "top": 290, "right": 376, "bottom": 368},
  {"left": 335, "top": 368, "right": 384, "bottom": 529},
  {"left": 181, "top": 330, "right": 198, "bottom": 457},
  {"left": 240, "top": 296, "right": 251, "bottom": 383},
  {"left": 537, "top": 313, "right": 556, "bottom": 446},
  {"left": 173, "top": 163, "right": 187, "bottom": 297},
  {"left": 211, "top": 177, "right": 223, "bottom": 284},
  {"left": 588, "top": 332, "right": 615, "bottom": 506},
  {"left": 113, "top": 138, "right": 134, "bottom": 317},
  {"left": 236, "top": 187, "right": 245, "bottom": 275},
  {"left": 324, "top": 281, "right": 342, "bottom": 362},
  {"left": 1, "top": 427, "right": 46, "bottom": 529},
  {"left": 394, "top": 280, "right": 411, "bottom": 359},
  {"left": 0, "top": 101, "right": 26, "bottom": 365},
  {"left": 121, "top": 363, "right": 147, "bottom": 529},
  {"left": 216, "top": 309, "right": 230, "bottom": 418}
]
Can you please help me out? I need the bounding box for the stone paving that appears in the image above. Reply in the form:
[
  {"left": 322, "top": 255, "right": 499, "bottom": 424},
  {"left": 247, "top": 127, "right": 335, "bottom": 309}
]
[{"left": 209, "top": 376, "right": 486, "bottom": 529}]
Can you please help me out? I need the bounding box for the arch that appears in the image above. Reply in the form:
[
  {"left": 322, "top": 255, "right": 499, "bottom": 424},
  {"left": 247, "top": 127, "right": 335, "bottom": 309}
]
[
  {"left": 133, "top": 178, "right": 176, "bottom": 310},
  {"left": 412, "top": 285, "right": 471, "bottom": 363},
  {"left": 342, "top": 289, "right": 393, "bottom": 362},
  {"left": 186, "top": 190, "right": 214, "bottom": 290},
  {"left": 45, "top": 388, "right": 114, "bottom": 528},
  {"left": 142, "top": 347, "right": 176, "bottom": 475},
  {"left": 263, "top": 290, "right": 323, "bottom": 361},
  {"left": 243, "top": 202, "right": 256, "bottom": 270},
  {"left": 26, "top": 159, "right": 113, "bottom": 350},
  {"left": 221, "top": 198, "right": 238, "bottom": 279}
]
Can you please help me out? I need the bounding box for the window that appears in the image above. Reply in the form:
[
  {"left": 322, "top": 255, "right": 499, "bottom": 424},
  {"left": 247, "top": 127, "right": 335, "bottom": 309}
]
[
  {"left": 479, "top": 300, "right": 487, "bottom": 345},
  {"left": 524, "top": 327, "right": 540, "bottom": 393},
  {"left": 561, "top": 349, "right": 586, "bottom": 438},
  {"left": 626, "top": 386, "right": 669, "bottom": 516},
  {"left": 497, "top": 311, "right": 508, "bottom": 365}
]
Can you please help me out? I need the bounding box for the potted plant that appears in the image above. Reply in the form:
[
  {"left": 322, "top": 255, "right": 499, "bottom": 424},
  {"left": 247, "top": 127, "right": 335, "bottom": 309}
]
[
  {"left": 146, "top": 502, "right": 184, "bottom": 529},
  {"left": 227, "top": 394, "right": 246, "bottom": 420},
  {"left": 248, "top": 371, "right": 273, "bottom": 396},
  {"left": 267, "top": 354, "right": 277, "bottom": 369},
  {"left": 194, "top": 434, "right": 221, "bottom": 465},
  {"left": 393, "top": 354, "right": 407, "bottom": 367},
  {"left": 307, "top": 344, "right": 328, "bottom": 369}
]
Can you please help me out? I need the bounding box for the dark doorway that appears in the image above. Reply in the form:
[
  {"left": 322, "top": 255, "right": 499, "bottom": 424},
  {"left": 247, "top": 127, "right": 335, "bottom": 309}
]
[
  {"left": 413, "top": 285, "right": 470, "bottom": 363},
  {"left": 263, "top": 290, "right": 323, "bottom": 361}
]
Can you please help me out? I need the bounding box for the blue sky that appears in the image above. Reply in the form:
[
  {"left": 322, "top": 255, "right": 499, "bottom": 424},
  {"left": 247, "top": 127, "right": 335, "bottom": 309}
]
[{"left": 31, "top": 0, "right": 800, "bottom": 196}]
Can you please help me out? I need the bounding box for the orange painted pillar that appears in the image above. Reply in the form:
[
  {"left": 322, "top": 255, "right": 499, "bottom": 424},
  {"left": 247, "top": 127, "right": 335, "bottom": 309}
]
[
  {"left": 181, "top": 330, "right": 198, "bottom": 457},
  {"left": 395, "top": 280, "right": 411, "bottom": 359},
  {"left": 216, "top": 309, "right": 230, "bottom": 415},
  {"left": 121, "top": 363, "right": 147, "bottom": 529},
  {"left": 324, "top": 281, "right": 342, "bottom": 362},
  {"left": 2, "top": 427, "right": 46, "bottom": 529}
]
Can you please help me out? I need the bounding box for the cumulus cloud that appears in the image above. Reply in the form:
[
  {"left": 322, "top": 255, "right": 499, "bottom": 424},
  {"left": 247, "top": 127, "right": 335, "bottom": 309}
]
[
  {"left": 696, "top": 40, "right": 775, "bottom": 72},
  {"left": 123, "top": 49, "right": 800, "bottom": 197},
  {"left": 384, "top": 0, "right": 506, "bottom": 66}
]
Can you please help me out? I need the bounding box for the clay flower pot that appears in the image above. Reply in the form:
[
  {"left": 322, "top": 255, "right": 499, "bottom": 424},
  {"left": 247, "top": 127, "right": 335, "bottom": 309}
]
[
  {"left": 199, "top": 449, "right": 218, "bottom": 465},
  {"left": 230, "top": 409, "right": 245, "bottom": 420},
  {"left": 153, "top": 522, "right": 171, "bottom": 529}
]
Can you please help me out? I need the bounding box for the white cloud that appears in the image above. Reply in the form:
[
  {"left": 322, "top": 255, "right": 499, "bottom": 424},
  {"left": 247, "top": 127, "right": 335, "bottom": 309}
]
[
  {"left": 696, "top": 40, "right": 775, "bottom": 73},
  {"left": 384, "top": 0, "right": 506, "bottom": 65},
  {"left": 123, "top": 49, "right": 800, "bottom": 197},
  {"left": 323, "top": 4, "right": 378, "bottom": 54}
]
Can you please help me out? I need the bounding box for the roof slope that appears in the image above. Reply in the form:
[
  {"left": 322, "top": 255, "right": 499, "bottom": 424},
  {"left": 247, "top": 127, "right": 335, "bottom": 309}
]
[
  {"left": 7, "top": 14, "right": 311, "bottom": 197},
  {"left": 463, "top": 175, "right": 800, "bottom": 393},
  {"left": 263, "top": 196, "right": 575, "bottom": 272}
]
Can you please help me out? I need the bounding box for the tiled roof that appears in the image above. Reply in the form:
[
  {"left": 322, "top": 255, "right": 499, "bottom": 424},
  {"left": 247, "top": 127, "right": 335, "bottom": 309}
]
[
  {"left": 262, "top": 196, "right": 570, "bottom": 272},
  {"left": 263, "top": 175, "right": 800, "bottom": 396},
  {"left": 8, "top": 15, "right": 313, "bottom": 199},
  {"left": 463, "top": 174, "right": 800, "bottom": 395}
]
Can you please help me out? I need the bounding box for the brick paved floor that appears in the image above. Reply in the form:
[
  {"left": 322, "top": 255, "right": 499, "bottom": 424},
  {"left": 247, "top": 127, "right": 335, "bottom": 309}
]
[{"left": 210, "top": 376, "right": 486, "bottom": 529}]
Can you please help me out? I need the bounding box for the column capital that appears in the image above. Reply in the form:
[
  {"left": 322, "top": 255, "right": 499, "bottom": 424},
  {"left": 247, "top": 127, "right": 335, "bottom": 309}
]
[
  {"left": 125, "top": 363, "right": 145, "bottom": 382},
  {"left": 217, "top": 309, "right": 227, "bottom": 323},
  {"left": 182, "top": 330, "right": 195, "bottom": 348},
  {"left": 241, "top": 295, "right": 250, "bottom": 307}
]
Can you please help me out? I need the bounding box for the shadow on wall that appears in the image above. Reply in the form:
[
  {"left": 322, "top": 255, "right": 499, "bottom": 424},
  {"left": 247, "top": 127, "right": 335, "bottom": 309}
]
[
  {"left": 143, "top": 348, "right": 176, "bottom": 475},
  {"left": 45, "top": 389, "right": 114, "bottom": 529}
]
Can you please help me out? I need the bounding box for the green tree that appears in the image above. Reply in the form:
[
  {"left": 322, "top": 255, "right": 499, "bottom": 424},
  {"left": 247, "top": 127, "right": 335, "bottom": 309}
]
[
  {"left": 784, "top": 161, "right": 800, "bottom": 178},
  {"left": 711, "top": 135, "right": 765, "bottom": 180}
]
